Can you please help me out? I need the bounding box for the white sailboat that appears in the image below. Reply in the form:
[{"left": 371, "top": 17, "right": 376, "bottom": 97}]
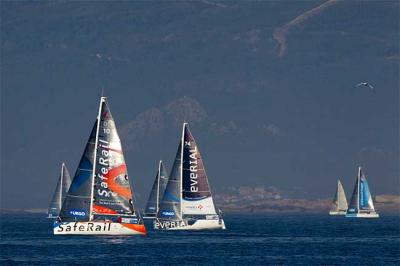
[
  {"left": 329, "top": 179, "right": 348, "bottom": 215},
  {"left": 47, "top": 163, "right": 72, "bottom": 218},
  {"left": 143, "top": 160, "right": 169, "bottom": 219},
  {"left": 346, "top": 166, "right": 379, "bottom": 218},
  {"left": 54, "top": 97, "right": 146, "bottom": 235},
  {"left": 154, "top": 123, "right": 226, "bottom": 230}
]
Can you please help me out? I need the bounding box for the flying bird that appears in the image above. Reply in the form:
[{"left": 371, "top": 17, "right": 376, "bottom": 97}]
[{"left": 356, "top": 82, "right": 375, "bottom": 92}]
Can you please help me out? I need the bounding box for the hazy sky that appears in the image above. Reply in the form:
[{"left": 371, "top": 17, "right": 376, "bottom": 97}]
[{"left": 1, "top": 1, "right": 399, "bottom": 209}]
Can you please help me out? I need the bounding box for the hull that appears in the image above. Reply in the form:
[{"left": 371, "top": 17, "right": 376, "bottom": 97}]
[
  {"left": 154, "top": 217, "right": 226, "bottom": 230},
  {"left": 345, "top": 212, "right": 379, "bottom": 218},
  {"left": 329, "top": 210, "right": 347, "bottom": 215},
  {"left": 54, "top": 221, "right": 146, "bottom": 235}
]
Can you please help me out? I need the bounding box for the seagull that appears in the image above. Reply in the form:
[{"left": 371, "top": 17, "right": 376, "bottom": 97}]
[{"left": 356, "top": 82, "right": 375, "bottom": 92}]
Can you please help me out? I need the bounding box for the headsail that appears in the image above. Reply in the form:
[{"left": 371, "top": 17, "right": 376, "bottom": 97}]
[
  {"left": 59, "top": 122, "right": 97, "bottom": 222},
  {"left": 91, "top": 98, "right": 138, "bottom": 219},
  {"left": 181, "top": 124, "right": 217, "bottom": 215},
  {"left": 330, "top": 180, "right": 348, "bottom": 212},
  {"left": 48, "top": 163, "right": 72, "bottom": 217},
  {"left": 158, "top": 143, "right": 183, "bottom": 220},
  {"left": 144, "top": 161, "right": 169, "bottom": 216}
]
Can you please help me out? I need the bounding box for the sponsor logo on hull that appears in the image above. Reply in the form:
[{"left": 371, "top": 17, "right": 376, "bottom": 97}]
[
  {"left": 54, "top": 222, "right": 146, "bottom": 235},
  {"left": 55, "top": 222, "right": 111, "bottom": 233},
  {"left": 154, "top": 220, "right": 188, "bottom": 229}
]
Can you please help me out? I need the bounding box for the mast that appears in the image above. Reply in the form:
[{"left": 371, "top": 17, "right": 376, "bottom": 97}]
[
  {"left": 337, "top": 180, "right": 341, "bottom": 206},
  {"left": 89, "top": 97, "right": 105, "bottom": 220},
  {"left": 59, "top": 163, "right": 64, "bottom": 209},
  {"left": 357, "top": 166, "right": 361, "bottom": 213},
  {"left": 180, "top": 123, "right": 186, "bottom": 218},
  {"left": 156, "top": 160, "right": 161, "bottom": 213}
]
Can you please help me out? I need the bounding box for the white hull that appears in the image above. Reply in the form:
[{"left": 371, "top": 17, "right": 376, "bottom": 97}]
[
  {"left": 329, "top": 210, "right": 347, "bottom": 215},
  {"left": 154, "top": 218, "right": 226, "bottom": 230},
  {"left": 54, "top": 221, "right": 146, "bottom": 235},
  {"left": 345, "top": 212, "right": 379, "bottom": 218}
]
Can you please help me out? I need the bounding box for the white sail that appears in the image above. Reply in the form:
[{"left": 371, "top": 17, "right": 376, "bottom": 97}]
[{"left": 329, "top": 179, "right": 348, "bottom": 215}]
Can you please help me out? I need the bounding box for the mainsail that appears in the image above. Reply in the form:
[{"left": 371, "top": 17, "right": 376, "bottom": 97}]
[
  {"left": 157, "top": 123, "right": 217, "bottom": 220},
  {"left": 330, "top": 180, "right": 348, "bottom": 212},
  {"left": 347, "top": 167, "right": 376, "bottom": 214},
  {"left": 144, "top": 161, "right": 169, "bottom": 216},
  {"left": 48, "top": 163, "right": 72, "bottom": 217},
  {"left": 181, "top": 124, "right": 217, "bottom": 215},
  {"left": 59, "top": 97, "right": 139, "bottom": 222}
]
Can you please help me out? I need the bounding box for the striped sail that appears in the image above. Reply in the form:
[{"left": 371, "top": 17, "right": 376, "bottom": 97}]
[
  {"left": 330, "top": 180, "right": 348, "bottom": 213},
  {"left": 59, "top": 122, "right": 97, "bottom": 222},
  {"left": 48, "top": 163, "right": 72, "bottom": 217},
  {"left": 181, "top": 124, "right": 217, "bottom": 215},
  {"left": 144, "top": 161, "right": 169, "bottom": 217},
  {"left": 92, "top": 98, "right": 139, "bottom": 220}
]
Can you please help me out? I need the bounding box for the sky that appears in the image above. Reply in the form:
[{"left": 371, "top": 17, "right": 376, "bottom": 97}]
[{"left": 1, "top": 0, "right": 399, "bottom": 209}]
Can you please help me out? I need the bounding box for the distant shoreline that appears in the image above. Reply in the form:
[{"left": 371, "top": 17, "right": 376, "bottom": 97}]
[{"left": 1, "top": 195, "right": 399, "bottom": 215}]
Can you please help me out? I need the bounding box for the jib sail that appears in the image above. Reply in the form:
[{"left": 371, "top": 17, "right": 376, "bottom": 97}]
[
  {"left": 48, "top": 163, "right": 72, "bottom": 217},
  {"left": 59, "top": 122, "right": 97, "bottom": 222},
  {"left": 158, "top": 142, "right": 183, "bottom": 220},
  {"left": 144, "top": 160, "right": 169, "bottom": 216},
  {"left": 330, "top": 180, "right": 348, "bottom": 212}
]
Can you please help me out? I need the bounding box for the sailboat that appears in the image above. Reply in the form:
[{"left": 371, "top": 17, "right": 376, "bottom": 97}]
[
  {"left": 346, "top": 166, "right": 379, "bottom": 218},
  {"left": 54, "top": 97, "right": 146, "bottom": 235},
  {"left": 154, "top": 123, "right": 226, "bottom": 230},
  {"left": 47, "top": 163, "right": 72, "bottom": 218},
  {"left": 143, "top": 160, "right": 169, "bottom": 219},
  {"left": 329, "top": 179, "right": 348, "bottom": 215}
]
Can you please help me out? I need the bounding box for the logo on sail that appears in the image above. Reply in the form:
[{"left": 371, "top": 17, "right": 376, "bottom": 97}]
[
  {"left": 69, "top": 209, "right": 86, "bottom": 217},
  {"left": 187, "top": 142, "right": 199, "bottom": 193},
  {"left": 160, "top": 210, "right": 175, "bottom": 217}
]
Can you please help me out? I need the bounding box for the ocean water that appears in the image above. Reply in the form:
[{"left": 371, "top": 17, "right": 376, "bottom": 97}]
[{"left": 1, "top": 213, "right": 399, "bottom": 265}]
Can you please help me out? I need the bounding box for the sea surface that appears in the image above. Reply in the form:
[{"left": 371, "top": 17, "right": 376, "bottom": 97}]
[{"left": 1, "top": 213, "right": 399, "bottom": 265}]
